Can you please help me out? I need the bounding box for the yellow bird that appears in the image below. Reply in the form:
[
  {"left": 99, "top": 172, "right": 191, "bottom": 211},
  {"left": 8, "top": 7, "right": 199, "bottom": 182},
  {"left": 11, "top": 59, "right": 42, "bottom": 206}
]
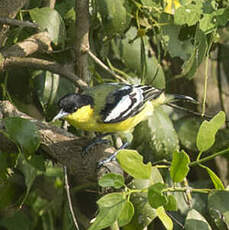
[{"left": 53, "top": 83, "right": 195, "bottom": 135}]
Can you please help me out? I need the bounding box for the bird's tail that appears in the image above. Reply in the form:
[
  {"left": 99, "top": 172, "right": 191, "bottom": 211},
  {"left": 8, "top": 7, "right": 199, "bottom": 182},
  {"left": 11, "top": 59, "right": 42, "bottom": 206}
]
[{"left": 165, "top": 93, "right": 198, "bottom": 104}]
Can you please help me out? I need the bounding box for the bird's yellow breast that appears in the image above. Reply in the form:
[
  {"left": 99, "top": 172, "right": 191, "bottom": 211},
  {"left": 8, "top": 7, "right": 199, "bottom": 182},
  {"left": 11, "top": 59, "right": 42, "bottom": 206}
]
[{"left": 64, "top": 102, "right": 154, "bottom": 133}]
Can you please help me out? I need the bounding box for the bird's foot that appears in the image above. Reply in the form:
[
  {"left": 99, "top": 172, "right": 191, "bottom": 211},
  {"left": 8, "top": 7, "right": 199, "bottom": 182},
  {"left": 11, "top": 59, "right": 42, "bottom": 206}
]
[
  {"left": 82, "top": 135, "right": 111, "bottom": 156},
  {"left": 97, "top": 142, "right": 129, "bottom": 168}
]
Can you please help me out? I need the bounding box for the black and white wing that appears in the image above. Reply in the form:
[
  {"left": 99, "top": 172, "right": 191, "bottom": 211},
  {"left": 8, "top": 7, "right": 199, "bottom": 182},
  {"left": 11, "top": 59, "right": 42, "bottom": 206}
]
[{"left": 100, "top": 84, "right": 163, "bottom": 123}]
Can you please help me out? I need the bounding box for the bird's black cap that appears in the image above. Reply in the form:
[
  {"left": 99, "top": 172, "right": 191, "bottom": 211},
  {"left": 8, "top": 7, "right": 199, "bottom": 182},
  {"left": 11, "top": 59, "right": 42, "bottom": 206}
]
[{"left": 58, "top": 93, "right": 94, "bottom": 113}]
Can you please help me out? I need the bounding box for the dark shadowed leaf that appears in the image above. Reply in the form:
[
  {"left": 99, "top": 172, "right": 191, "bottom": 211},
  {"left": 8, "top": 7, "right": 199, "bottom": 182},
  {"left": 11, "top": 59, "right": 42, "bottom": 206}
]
[
  {"left": 0, "top": 211, "right": 31, "bottom": 230},
  {"left": 164, "top": 195, "right": 177, "bottom": 211},
  {"left": 175, "top": 117, "right": 201, "bottom": 151},
  {"left": 4, "top": 117, "right": 40, "bottom": 154},
  {"left": 96, "top": 0, "right": 131, "bottom": 36},
  {"left": 208, "top": 191, "right": 229, "bottom": 229},
  {"left": 148, "top": 183, "right": 167, "bottom": 209},
  {"left": 184, "top": 209, "right": 212, "bottom": 230}
]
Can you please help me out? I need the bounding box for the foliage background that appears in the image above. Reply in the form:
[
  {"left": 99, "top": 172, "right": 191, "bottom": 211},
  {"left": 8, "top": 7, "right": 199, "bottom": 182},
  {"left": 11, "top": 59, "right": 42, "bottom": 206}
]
[{"left": 1, "top": 0, "right": 229, "bottom": 229}]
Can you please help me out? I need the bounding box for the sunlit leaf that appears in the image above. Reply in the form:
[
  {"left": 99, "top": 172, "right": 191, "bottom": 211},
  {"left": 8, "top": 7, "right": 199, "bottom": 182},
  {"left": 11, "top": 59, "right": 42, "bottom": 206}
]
[
  {"left": 99, "top": 173, "right": 124, "bottom": 189},
  {"left": 30, "top": 7, "right": 66, "bottom": 45},
  {"left": 196, "top": 111, "right": 225, "bottom": 152},
  {"left": 170, "top": 150, "right": 190, "bottom": 183},
  {"left": 174, "top": 3, "right": 202, "bottom": 26},
  {"left": 89, "top": 193, "right": 125, "bottom": 230},
  {"left": 156, "top": 206, "right": 173, "bottom": 230},
  {"left": 116, "top": 149, "right": 152, "bottom": 179},
  {"left": 118, "top": 200, "right": 134, "bottom": 227},
  {"left": 200, "top": 164, "right": 224, "bottom": 190}
]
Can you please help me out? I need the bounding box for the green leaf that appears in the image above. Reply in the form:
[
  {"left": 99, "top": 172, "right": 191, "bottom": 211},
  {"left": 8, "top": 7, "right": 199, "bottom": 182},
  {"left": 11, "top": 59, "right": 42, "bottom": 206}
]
[
  {"left": 116, "top": 149, "right": 152, "bottom": 179},
  {"left": 4, "top": 117, "right": 40, "bottom": 154},
  {"left": 199, "top": 14, "right": 215, "bottom": 34},
  {"left": 0, "top": 152, "right": 17, "bottom": 182},
  {"left": 99, "top": 173, "right": 124, "bottom": 189},
  {"left": 132, "top": 107, "right": 179, "bottom": 161},
  {"left": 208, "top": 191, "right": 229, "bottom": 229},
  {"left": 196, "top": 111, "right": 225, "bottom": 152},
  {"left": 17, "top": 154, "right": 41, "bottom": 207},
  {"left": 89, "top": 193, "right": 125, "bottom": 230},
  {"left": 96, "top": 0, "right": 131, "bottom": 35},
  {"left": 215, "top": 8, "right": 229, "bottom": 27},
  {"left": 170, "top": 150, "right": 190, "bottom": 183},
  {"left": 118, "top": 200, "right": 134, "bottom": 227},
  {"left": 164, "top": 195, "right": 177, "bottom": 211},
  {"left": 111, "top": 27, "right": 165, "bottom": 89},
  {"left": 160, "top": 17, "right": 194, "bottom": 61},
  {"left": 127, "top": 192, "right": 157, "bottom": 229},
  {"left": 174, "top": 3, "right": 202, "bottom": 26},
  {"left": 30, "top": 7, "right": 66, "bottom": 45},
  {"left": 184, "top": 209, "right": 212, "bottom": 230},
  {"left": 175, "top": 117, "right": 201, "bottom": 151},
  {"left": 0, "top": 179, "right": 23, "bottom": 209},
  {"left": 156, "top": 206, "right": 173, "bottom": 230},
  {"left": 200, "top": 8, "right": 229, "bottom": 34},
  {"left": 33, "top": 70, "right": 76, "bottom": 121},
  {"left": 148, "top": 183, "right": 167, "bottom": 209},
  {"left": 180, "top": 28, "right": 208, "bottom": 79},
  {"left": 200, "top": 164, "right": 224, "bottom": 190},
  {"left": 0, "top": 211, "right": 31, "bottom": 230}
]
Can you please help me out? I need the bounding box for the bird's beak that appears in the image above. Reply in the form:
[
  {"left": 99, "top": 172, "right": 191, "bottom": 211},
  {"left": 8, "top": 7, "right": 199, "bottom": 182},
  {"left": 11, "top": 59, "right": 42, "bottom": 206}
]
[{"left": 52, "top": 109, "right": 69, "bottom": 121}]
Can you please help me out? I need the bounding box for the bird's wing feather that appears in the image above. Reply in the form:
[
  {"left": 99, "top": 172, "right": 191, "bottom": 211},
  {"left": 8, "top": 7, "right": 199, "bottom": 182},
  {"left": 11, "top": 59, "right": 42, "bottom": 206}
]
[{"left": 100, "top": 84, "right": 163, "bottom": 123}]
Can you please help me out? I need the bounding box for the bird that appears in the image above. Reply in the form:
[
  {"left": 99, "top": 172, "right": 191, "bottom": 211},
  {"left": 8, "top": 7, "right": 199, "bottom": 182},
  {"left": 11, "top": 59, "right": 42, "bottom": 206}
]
[{"left": 53, "top": 83, "right": 196, "bottom": 135}]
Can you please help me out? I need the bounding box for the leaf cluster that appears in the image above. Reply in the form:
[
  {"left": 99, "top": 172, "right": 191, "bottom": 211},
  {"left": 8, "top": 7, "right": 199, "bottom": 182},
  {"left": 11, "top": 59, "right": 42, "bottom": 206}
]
[
  {"left": 92, "top": 111, "right": 229, "bottom": 229},
  {"left": 1, "top": 0, "right": 229, "bottom": 229}
]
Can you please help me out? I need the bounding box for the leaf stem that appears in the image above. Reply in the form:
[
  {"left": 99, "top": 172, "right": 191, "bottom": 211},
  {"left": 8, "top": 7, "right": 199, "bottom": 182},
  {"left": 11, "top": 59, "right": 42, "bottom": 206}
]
[
  {"left": 189, "top": 147, "right": 229, "bottom": 167},
  {"left": 164, "top": 187, "right": 212, "bottom": 194}
]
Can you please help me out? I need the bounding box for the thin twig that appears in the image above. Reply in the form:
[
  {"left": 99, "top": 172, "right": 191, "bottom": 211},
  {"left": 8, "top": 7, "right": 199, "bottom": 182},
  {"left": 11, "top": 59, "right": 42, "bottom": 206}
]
[
  {"left": 64, "top": 166, "right": 80, "bottom": 230},
  {"left": 189, "top": 147, "right": 229, "bottom": 167},
  {"left": 86, "top": 48, "right": 128, "bottom": 83},
  {"left": 216, "top": 44, "right": 228, "bottom": 127},
  {"left": 0, "top": 17, "right": 39, "bottom": 29},
  {"left": 166, "top": 212, "right": 184, "bottom": 229}
]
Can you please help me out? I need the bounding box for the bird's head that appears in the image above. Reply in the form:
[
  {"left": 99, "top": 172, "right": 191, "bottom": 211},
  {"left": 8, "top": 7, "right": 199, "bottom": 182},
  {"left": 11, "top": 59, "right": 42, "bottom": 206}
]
[{"left": 53, "top": 93, "right": 94, "bottom": 121}]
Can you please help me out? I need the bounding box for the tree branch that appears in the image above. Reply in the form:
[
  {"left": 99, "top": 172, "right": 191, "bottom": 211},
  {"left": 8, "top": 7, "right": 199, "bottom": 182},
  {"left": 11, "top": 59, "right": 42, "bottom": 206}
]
[
  {"left": 0, "top": 56, "right": 88, "bottom": 88},
  {"left": 75, "top": 0, "right": 90, "bottom": 83},
  {"left": 0, "top": 17, "right": 39, "bottom": 28},
  {"left": 86, "top": 49, "right": 128, "bottom": 83},
  {"left": 0, "top": 100, "right": 122, "bottom": 184},
  {"left": 1, "top": 32, "right": 52, "bottom": 57}
]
